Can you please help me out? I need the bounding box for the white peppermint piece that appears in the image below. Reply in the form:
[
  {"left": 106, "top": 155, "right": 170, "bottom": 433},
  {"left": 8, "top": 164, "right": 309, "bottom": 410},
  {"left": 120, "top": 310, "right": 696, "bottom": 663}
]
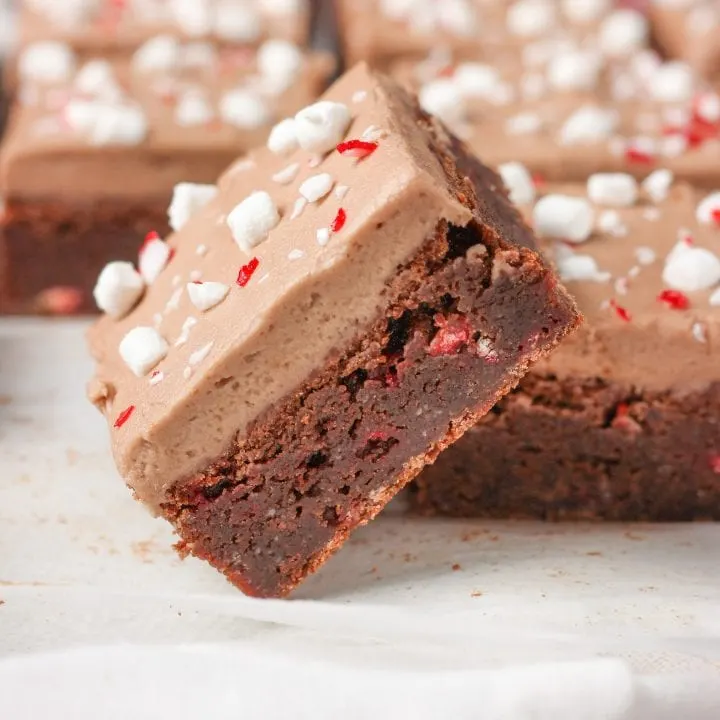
[
  {"left": 556, "top": 253, "right": 611, "bottom": 283},
  {"left": 119, "top": 327, "right": 169, "bottom": 377},
  {"left": 220, "top": 90, "right": 270, "bottom": 130},
  {"left": 710, "top": 287, "right": 720, "bottom": 308},
  {"left": 562, "top": 0, "right": 610, "bottom": 23},
  {"left": 352, "top": 90, "right": 367, "bottom": 104},
  {"left": 559, "top": 105, "right": 618, "bottom": 145},
  {"left": 168, "top": 182, "right": 218, "bottom": 231},
  {"left": 189, "top": 341, "right": 214, "bottom": 367},
  {"left": 663, "top": 244, "right": 720, "bottom": 292},
  {"left": 597, "top": 209, "right": 627, "bottom": 236},
  {"left": 695, "top": 92, "right": 720, "bottom": 123},
  {"left": 660, "top": 134, "right": 688, "bottom": 159},
  {"left": 635, "top": 246, "right": 657, "bottom": 265},
  {"left": 696, "top": 192, "right": 720, "bottom": 225},
  {"left": 18, "top": 42, "right": 76, "bottom": 83},
  {"left": 335, "top": 184, "right": 349, "bottom": 199},
  {"left": 214, "top": 2, "right": 262, "bottom": 42},
  {"left": 93, "top": 261, "right": 144, "bottom": 318},
  {"left": 132, "top": 35, "right": 181, "bottom": 73},
  {"left": 257, "top": 40, "right": 303, "bottom": 92},
  {"left": 272, "top": 162, "right": 301, "bottom": 185},
  {"left": 290, "top": 197, "right": 307, "bottom": 220},
  {"left": 547, "top": 50, "right": 601, "bottom": 92},
  {"left": 419, "top": 79, "right": 465, "bottom": 125},
  {"left": 598, "top": 10, "right": 648, "bottom": 57},
  {"left": 65, "top": 99, "right": 148, "bottom": 146},
  {"left": 187, "top": 281, "right": 230, "bottom": 312},
  {"left": 649, "top": 61, "right": 695, "bottom": 103},
  {"left": 175, "top": 92, "right": 214, "bottom": 127},
  {"left": 74, "top": 60, "right": 122, "bottom": 101},
  {"left": 533, "top": 195, "right": 595, "bottom": 243},
  {"left": 288, "top": 249, "right": 304, "bottom": 260},
  {"left": 587, "top": 173, "right": 639, "bottom": 207},
  {"left": 168, "top": 0, "right": 213, "bottom": 36},
  {"left": 453, "top": 63, "right": 501, "bottom": 100},
  {"left": 316, "top": 228, "right": 331, "bottom": 246},
  {"left": 227, "top": 191, "right": 280, "bottom": 252},
  {"left": 505, "top": 112, "right": 542, "bottom": 135},
  {"left": 507, "top": 0, "right": 556, "bottom": 37},
  {"left": 267, "top": 118, "right": 299, "bottom": 155},
  {"left": 295, "top": 101, "right": 352, "bottom": 154},
  {"left": 498, "top": 162, "right": 535, "bottom": 206},
  {"left": 299, "top": 173, "right": 334, "bottom": 202},
  {"left": 139, "top": 237, "right": 172, "bottom": 285},
  {"left": 174, "top": 316, "right": 198, "bottom": 347},
  {"left": 642, "top": 169, "right": 674, "bottom": 204}
]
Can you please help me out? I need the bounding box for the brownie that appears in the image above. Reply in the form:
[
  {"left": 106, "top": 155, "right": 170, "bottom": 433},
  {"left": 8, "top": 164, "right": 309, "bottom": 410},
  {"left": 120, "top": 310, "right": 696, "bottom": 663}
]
[
  {"left": 0, "top": 38, "right": 333, "bottom": 313},
  {"left": 86, "top": 64, "right": 580, "bottom": 597},
  {"left": 412, "top": 169, "right": 720, "bottom": 521},
  {"left": 392, "top": 9, "right": 720, "bottom": 187}
]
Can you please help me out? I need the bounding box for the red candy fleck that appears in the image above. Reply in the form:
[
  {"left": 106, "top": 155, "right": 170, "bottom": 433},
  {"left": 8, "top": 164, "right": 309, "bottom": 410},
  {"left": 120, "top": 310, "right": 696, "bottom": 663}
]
[
  {"left": 114, "top": 405, "right": 135, "bottom": 429},
  {"left": 237, "top": 257, "right": 260, "bottom": 287},
  {"left": 624, "top": 148, "right": 655, "bottom": 165},
  {"left": 330, "top": 208, "right": 347, "bottom": 233},
  {"left": 531, "top": 172, "right": 546, "bottom": 189},
  {"left": 711, "top": 209, "right": 720, "bottom": 226},
  {"left": 610, "top": 299, "right": 632, "bottom": 323},
  {"left": 428, "top": 314, "right": 473, "bottom": 357},
  {"left": 658, "top": 289, "right": 690, "bottom": 310},
  {"left": 337, "top": 139, "right": 378, "bottom": 159},
  {"left": 139, "top": 230, "right": 160, "bottom": 254}
]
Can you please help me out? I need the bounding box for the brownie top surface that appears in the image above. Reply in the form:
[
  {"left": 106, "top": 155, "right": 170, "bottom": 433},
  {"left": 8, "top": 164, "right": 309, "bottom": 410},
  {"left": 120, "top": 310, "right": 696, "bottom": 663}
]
[
  {"left": 86, "top": 63, "right": 474, "bottom": 510},
  {"left": 20, "top": 0, "right": 310, "bottom": 51},
  {"left": 0, "top": 39, "right": 333, "bottom": 199},
  {"left": 501, "top": 164, "right": 720, "bottom": 390}
]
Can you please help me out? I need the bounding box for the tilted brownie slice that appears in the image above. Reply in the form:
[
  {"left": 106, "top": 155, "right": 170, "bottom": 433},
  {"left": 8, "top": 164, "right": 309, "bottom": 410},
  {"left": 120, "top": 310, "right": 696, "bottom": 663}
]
[
  {"left": 87, "top": 64, "right": 580, "bottom": 597},
  {"left": 0, "top": 38, "right": 332, "bottom": 314},
  {"left": 412, "top": 167, "right": 720, "bottom": 521}
]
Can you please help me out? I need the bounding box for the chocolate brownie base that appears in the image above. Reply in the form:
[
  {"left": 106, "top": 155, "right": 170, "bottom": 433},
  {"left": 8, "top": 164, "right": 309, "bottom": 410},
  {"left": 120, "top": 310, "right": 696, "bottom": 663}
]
[
  {"left": 0, "top": 197, "right": 169, "bottom": 314},
  {"left": 411, "top": 374, "right": 720, "bottom": 522}
]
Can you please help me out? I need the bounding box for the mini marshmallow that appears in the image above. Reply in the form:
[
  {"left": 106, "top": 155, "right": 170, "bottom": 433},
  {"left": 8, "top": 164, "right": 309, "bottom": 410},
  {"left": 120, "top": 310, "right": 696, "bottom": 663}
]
[
  {"left": 294, "top": 101, "right": 351, "bottom": 155},
  {"left": 533, "top": 195, "right": 595, "bottom": 243},
  {"left": 93, "top": 262, "right": 145, "bottom": 318},
  {"left": 559, "top": 105, "right": 618, "bottom": 145},
  {"left": 498, "top": 162, "right": 535, "bottom": 206},
  {"left": 65, "top": 100, "right": 148, "bottom": 146},
  {"left": 119, "top": 327, "right": 169, "bottom": 377},
  {"left": 598, "top": 10, "right": 648, "bottom": 57},
  {"left": 187, "top": 281, "right": 230, "bottom": 312},
  {"left": 419, "top": 79, "right": 465, "bottom": 125},
  {"left": 139, "top": 237, "right": 172, "bottom": 285},
  {"left": 642, "top": 169, "right": 674, "bottom": 204},
  {"left": 175, "top": 92, "right": 214, "bottom": 127},
  {"left": 507, "top": 0, "right": 556, "bottom": 37},
  {"left": 132, "top": 35, "right": 181, "bottom": 73},
  {"left": 220, "top": 90, "right": 270, "bottom": 129},
  {"left": 299, "top": 173, "right": 334, "bottom": 202},
  {"left": 267, "top": 118, "right": 299, "bottom": 155},
  {"left": 547, "top": 50, "right": 601, "bottom": 92},
  {"left": 18, "top": 41, "right": 76, "bottom": 83},
  {"left": 453, "top": 63, "right": 501, "bottom": 100},
  {"left": 561, "top": 0, "right": 610, "bottom": 23},
  {"left": 663, "top": 244, "right": 720, "bottom": 292},
  {"left": 227, "top": 191, "right": 280, "bottom": 252},
  {"left": 214, "top": 1, "right": 262, "bottom": 42},
  {"left": 74, "top": 60, "right": 122, "bottom": 101},
  {"left": 649, "top": 61, "right": 695, "bottom": 104},
  {"left": 696, "top": 192, "right": 720, "bottom": 225},
  {"left": 556, "top": 253, "right": 611, "bottom": 283},
  {"left": 168, "top": 183, "right": 218, "bottom": 231},
  {"left": 316, "top": 227, "right": 331, "bottom": 246},
  {"left": 587, "top": 173, "right": 639, "bottom": 207},
  {"left": 257, "top": 40, "right": 303, "bottom": 92},
  {"left": 168, "top": 0, "right": 213, "bottom": 36}
]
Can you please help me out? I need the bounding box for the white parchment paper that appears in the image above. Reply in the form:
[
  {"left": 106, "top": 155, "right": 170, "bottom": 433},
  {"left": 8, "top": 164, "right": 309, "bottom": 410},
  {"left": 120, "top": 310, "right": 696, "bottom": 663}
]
[{"left": 1, "top": 319, "right": 719, "bottom": 718}]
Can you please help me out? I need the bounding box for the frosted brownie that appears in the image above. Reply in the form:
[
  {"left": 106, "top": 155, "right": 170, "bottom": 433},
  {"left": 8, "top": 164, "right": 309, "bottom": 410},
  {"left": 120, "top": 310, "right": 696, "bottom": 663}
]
[
  {"left": 413, "top": 168, "right": 720, "bottom": 521},
  {"left": 0, "top": 38, "right": 333, "bottom": 313},
  {"left": 394, "top": 9, "right": 720, "bottom": 186},
  {"left": 86, "top": 64, "right": 580, "bottom": 597},
  {"left": 19, "top": 0, "right": 312, "bottom": 57}
]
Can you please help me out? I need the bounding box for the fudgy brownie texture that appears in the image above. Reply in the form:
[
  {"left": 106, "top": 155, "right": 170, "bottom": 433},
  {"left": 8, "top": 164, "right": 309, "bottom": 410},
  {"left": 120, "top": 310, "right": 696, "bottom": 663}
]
[{"left": 411, "top": 375, "right": 720, "bottom": 522}]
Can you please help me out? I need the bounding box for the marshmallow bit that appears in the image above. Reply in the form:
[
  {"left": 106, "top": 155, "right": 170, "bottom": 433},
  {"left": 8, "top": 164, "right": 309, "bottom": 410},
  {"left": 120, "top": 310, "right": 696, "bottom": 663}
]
[
  {"left": 453, "top": 63, "right": 502, "bottom": 100},
  {"left": 299, "top": 173, "right": 334, "bottom": 203},
  {"left": 650, "top": 62, "right": 695, "bottom": 104},
  {"left": 498, "top": 162, "right": 535, "bottom": 206},
  {"left": 139, "top": 236, "right": 172, "bottom": 285},
  {"left": 93, "top": 262, "right": 145, "bottom": 319},
  {"left": 507, "top": 0, "right": 556, "bottom": 37},
  {"left": 562, "top": 0, "right": 610, "bottom": 24},
  {"left": 119, "top": 327, "right": 169, "bottom": 377},
  {"left": 635, "top": 246, "right": 656, "bottom": 266},
  {"left": 556, "top": 252, "right": 611, "bottom": 283},
  {"left": 65, "top": 100, "right": 148, "bottom": 146},
  {"left": 168, "top": 0, "right": 213, "bottom": 36},
  {"left": 505, "top": 112, "right": 543, "bottom": 136},
  {"left": 587, "top": 173, "right": 639, "bottom": 207},
  {"left": 294, "top": 101, "right": 351, "bottom": 155},
  {"left": 695, "top": 92, "right": 720, "bottom": 124},
  {"left": 696, "top": 192, "right": 720, "bottom": 226},
  {"left": 257, "top": 40, "right": 303, "bottom": 93},
  {"left": 559, "top": 105, "right": 618, "bottom": 145},
  {"left": 168, "top": 182, "right": 218, "bottom": 231},
  {"left": 175, "top": 92, "right": 214, "bottom": 127},
  {"left": 132, "top": 35, "right": 181, "bottom": 73},
  {"left": 642, "top": 169, "right": 674, "bottom": 204},
  {"left": 267, "top": 118, "right": 299, "bottom": 155},
  {"left": 547, "top": 50, "right": 601, "bottom": 92},
  {"left": 598, "top": 10, "right": 648, "bottom": 58},
  {"left": 187, "top": 281, "right": 230, "bottom": 312},
  {"left": 663, "top": 243, "right": 720, "bottom": 292},
  {"left": 419, "top": 79, "right": 465, "bottom": 125},
  {"left": 220, "top": 90, "right": 271, "bottom": 130},
  {"left": 75, "top": 60, "right": 122, "bottom": 101},
  {"left": 214, "top": 2, "right": 262, "bottom": 42},
  {"left": 533, "top": 195, "right": 595, "bottom": 243},
  {"left": 227, "top": 191, "right": 280, "bottom": 252},
  {"left": 18, "top": 41, "right": 76, "bottom": 83}
]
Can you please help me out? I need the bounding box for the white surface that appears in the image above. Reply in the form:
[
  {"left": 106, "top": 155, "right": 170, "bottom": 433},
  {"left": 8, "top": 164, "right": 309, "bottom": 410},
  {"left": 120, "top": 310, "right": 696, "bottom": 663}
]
[{"left": 1, "top": 319, "right": 720, "bottom": 718}]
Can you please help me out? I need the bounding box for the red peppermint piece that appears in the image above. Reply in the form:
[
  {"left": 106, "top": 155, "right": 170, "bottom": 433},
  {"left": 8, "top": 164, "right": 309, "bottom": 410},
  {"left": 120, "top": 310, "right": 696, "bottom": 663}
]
[
  {"left": 237, "top": 257, "right": 260, "bottom": 287},
  {"left": 624, "top": 147, "right": 655, "bottom": 165},
  {"left": 610, "top": 299, "right": 632, "bottom": 323},
  {"left": 330, "top": 208, "right": 347, "bottom": 233},
  {"left": 711, "top": 209, "right": 720, "bottom": 226},
  {"left": 114, "top": 405, "right": 135, "bottom": 429},
  {"left": 531, "top": 172, "right": 546, "bottom": 189},
  {"left": 657, "top": 289, "right": 690, "bottom": 310},
  {"left": 139, "top": 230, "right": 161, "bottom": 254},
  {"left": 428, "top": 314, "right": 473, "bottom": 357},
  {"left": 337, "top": 139, "right": 378, "bottom": 159}
]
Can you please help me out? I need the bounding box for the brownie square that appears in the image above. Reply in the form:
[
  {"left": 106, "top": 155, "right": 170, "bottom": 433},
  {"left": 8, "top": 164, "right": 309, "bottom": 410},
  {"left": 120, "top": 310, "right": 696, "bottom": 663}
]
[
  {"left": 0, "top": 38, "right": 333, "bottom": 313},
  {"left": 412, "top": 169, "right": 720, "bottom": 521},
  {"left": 86, "top": 64, "right": 579, "bottom": 597}
]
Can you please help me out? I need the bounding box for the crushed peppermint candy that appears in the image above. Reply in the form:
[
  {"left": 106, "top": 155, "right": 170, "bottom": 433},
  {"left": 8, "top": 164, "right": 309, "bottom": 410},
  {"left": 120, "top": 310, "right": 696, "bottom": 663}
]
[
  {"left": 657, "top": 289, "right": 690, "bottom": 310},
  {"left": 337, "top": 139, "right": 378, "bottom": 159},
  {"left": 663, "top": 242, "right": 720, "bottom": 292},
  {"left": 272, "top": 162, "right": 301, "bottom": 185},
  {"left": 290, "top": 197, "right": 307, "bottom": 220},
  {"left": 119, "top": 326, "right": 169, "bottom": 377},
  {"left": 330, "top": 208, "right": 347, "bottom": 233},
  {"left": 174, "top": 316, "right": 198, "bottom": 347},
  {"left": 188, "top": 341, "right": 214, "bottom": 368},
  {"left": 635, "top": 246, "right": 657, "bottom": 265},
  {"left": 335, "top": 184, "right": 349, "bottom": 200},
  {"left": 609, "top": 299, "right": 632, "bottom": 322},
  {"left": 139, "top": 232, "right": 172, "bottom": 285},
  {"left": 696, "top": 192, "right": 720, "bottom": 226},
  {"left": 597, "top": 209, "right": 627, "bottom": 237},
  {"left": 149, "top": 370, "right": 165, "bottom": 386},
  {"left": 692, "top": 322, "right": 708, "bottom": 344},
  {"left": 288, "top": 249, "right": 304, "bottom": 260},
  {"left": 316, "top": 227, "right": 331, "bottom": 246},
  {"left": 641, "top": 169, "right": 673, "bottom": 204},
  {"left": 237, "top": 257, "right": 260, "bottom": 287},
  {"left": 113, "top": 405, "right": 136, "bottom": 429},
  {"left": 299, "top": 173, "right": 334, "bottom": 202},
  {"left": 187, "top": 281, "right": 230, "bottom": 312}
]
